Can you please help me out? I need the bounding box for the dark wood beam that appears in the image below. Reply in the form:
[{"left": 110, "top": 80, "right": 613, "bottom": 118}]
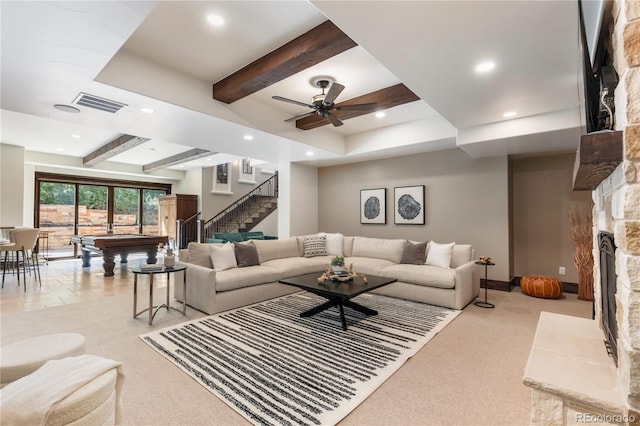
[
  {"left": 572, "top": 130, "right": 623, "bottom": 190},
  {"left": 296, "top": 83, "right": 420, "bottom": 130},
  {"left": 143, "top": 149, "right": 214, "bottom": 172},
  {"left": 83, "top": 134, "right": 149, "bottom": 166},
  {"left": 212, "top": 20, "right": 357, "bottom": 104}
]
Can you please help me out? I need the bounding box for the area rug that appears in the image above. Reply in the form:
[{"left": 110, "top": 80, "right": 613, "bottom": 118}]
[{"left": 140, "top": 292, "right": 460, "bottom": 426}]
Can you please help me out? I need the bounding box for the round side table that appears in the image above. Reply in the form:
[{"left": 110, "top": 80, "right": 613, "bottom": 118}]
[
  {"left": 475, "top": 261, "right": 495, "bottom": 309},
  {"left": 132, "top": 264, "right": 187, "bottom": 325}
]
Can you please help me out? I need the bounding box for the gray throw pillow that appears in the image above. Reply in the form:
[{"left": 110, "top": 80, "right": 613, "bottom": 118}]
[
  {"left": 234, "top": 241, "right": 260, "bottom": 267},
  {"left": 400, "top": 241, "right": 427, "bottom": 265}
]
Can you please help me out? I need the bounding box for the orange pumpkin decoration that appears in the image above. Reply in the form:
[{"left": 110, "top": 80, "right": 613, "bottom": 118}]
[{"left": 521, "top": 275, "right": 563, "bottom": 299}]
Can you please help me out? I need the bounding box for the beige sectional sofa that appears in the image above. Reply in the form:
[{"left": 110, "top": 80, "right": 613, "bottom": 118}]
[{"left": 174, "top": 235, "right": 480, "bottom": 315}]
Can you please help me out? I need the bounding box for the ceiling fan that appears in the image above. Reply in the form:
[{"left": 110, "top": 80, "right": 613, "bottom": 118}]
[{"left": 272, "top": 77, "right": 377, "bottom": 127}]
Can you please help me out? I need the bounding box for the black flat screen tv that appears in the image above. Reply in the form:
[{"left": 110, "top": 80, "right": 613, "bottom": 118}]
[{"left": 579, "top": 0, "right": 616, "bottom": 134}]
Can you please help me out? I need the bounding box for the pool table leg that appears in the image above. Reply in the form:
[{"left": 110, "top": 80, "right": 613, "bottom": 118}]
[
  {"left": 81, "top": 249, "right": 91, "bottom": 268},
  {"left": 103, "top": 253, "right": 116, "bottom": 277},
  {"left": 120, "top": 253, "right": 128, "bottom": 264}
]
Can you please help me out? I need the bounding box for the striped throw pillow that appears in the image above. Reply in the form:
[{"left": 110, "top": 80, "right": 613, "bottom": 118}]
[{"left": 303, "top": 234, "right": 327, "bottom": 258}]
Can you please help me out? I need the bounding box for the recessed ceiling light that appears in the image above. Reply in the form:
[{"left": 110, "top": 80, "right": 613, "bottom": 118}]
[
  {"left": 207, "top": 14, "right": 224, "bottom": 26},
  {"left": 56, "top": 148, "right": 64, "bottom": 151},
  {"left": 71, "top": 134, "right": 80, "bottom": 138},
  {"left": 140, "top": 107, "right": 154, "bottom": 114},
  {"left": 503, "top": 111, "right": 518, "bottom": 118},
  {"left": 474, "top": 61, "right": 496, "bottom": 73},
  {"left": 375, "top": 111, "right": 386, "bottom": 118},
  {"left": 179, "top": 165, "right": 185, "bottom": 168},
  {"left": 206, "top": 158, "right": 212, "bottom": 161},
  {"left": 243, "top": 135, "right": 254, "bottom": 141},
  {"left": 54, "top": 104, "right": 80, "bottom": 113},
  {"left": 305, "top": 151, "right": 314, "bottom": 156}
]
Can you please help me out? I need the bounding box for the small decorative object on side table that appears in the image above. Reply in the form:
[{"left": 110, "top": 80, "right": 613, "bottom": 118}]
[
  {"left": 164, "top": 247, "right": 175, "bottom": 268},
  {"left": 475, "top": 257, "right": 495, "bottom": 309}
]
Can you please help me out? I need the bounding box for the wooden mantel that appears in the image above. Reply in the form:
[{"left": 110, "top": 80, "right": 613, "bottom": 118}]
[{"left": 572, "top": 130, "right": 623, "bottom": 191}]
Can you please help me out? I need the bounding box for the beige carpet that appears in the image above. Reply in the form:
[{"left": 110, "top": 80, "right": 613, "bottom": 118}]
[{"left": 0, "top": 287, "right": 591, "bottom": 425}]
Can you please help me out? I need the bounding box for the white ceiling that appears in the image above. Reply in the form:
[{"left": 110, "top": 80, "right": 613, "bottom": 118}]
[{"left": 0, "top": 1, "right": 585, "bottom": 178}]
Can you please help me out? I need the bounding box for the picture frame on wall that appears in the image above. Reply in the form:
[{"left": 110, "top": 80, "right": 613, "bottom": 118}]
[
  {"left": 394, "top": 185, "right": 425, "bottom": 225},
  {"left": 360, "top": 188, "right": 386, "bottom": 224}
]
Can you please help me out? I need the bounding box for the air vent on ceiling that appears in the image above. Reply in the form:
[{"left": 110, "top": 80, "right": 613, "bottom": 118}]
[{"left": 72, "top": 92, "right": 127, "bottom": 113}]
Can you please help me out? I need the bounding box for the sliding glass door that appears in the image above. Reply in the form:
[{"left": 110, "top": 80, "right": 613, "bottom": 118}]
[
  {"left": 77, "top": 185, "right": 108, "bottom": 236},
  {"left": 38, "top": 182, "right": 76, "bottom": 258},
  {"left": 113, "top": 187, "right": 140, "bottom": 234},
  {"left": 142, "top": 189, "right": 165, "bottom": 235},
  {"left": 35, "top": 173, "right": 171, "bottom": 257}
]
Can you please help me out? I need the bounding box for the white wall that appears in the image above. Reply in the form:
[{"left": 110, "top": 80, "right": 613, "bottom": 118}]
[
  {"left": 252, "top": 209, "right": 278, "bottom": 236},
  {"left": 0, "top": 144, "right": 25, "bottom": 226},
  {"left": 289, "top": 163, "right": 318, "bottom": 237}
]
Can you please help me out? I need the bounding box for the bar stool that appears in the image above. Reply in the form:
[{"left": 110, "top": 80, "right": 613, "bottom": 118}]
[{"left": 2, "top": 228, "right": 41, "bottom": 291}]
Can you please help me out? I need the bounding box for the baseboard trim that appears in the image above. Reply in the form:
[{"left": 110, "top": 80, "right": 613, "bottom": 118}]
[
  {"left": 511, "top": 276, "right": 578, "bottom": 294},
  {"left": 480, "top": 278, "right": 514, "bottom": 292}
]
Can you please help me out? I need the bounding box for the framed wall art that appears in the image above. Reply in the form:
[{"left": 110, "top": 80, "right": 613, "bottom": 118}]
[
  {"left": 360, "top": 188, "right": 386, "bottom": 224},
  {"left": 394, "top": 185, "right": 425, "bottom": 225}
]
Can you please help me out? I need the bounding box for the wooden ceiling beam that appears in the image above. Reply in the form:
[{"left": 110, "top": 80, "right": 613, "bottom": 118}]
[
  {"left": 296, "top": 84, "right": 420, "bottom": 130},
  {"left": 212, "top": 20, "right": 357, "bottom": 104},
  {"left": 83, "top": 134, "right": 149, "bottom": 166},
  {"left": 143, "top": 148, "right": 214, "bottom": 172}
]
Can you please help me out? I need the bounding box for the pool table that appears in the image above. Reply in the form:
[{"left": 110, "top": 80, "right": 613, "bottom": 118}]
[{"left": 71, "top": 234, "right": 169, "bottom": 277}]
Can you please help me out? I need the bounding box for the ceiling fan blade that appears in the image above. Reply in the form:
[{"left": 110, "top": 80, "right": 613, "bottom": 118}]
[
  {"left": 272, "top": 95, "right": 315, "bottom": 109},
  {"left": 334, "top": 103, "right": 378, "bottom": 112},
  {"left": 285, "top": 111, "right": 316, "bottom": 122},
  {"left": 323, "top": 83, "right": 345, "bottom": 106},
  {"left": 326, "top": 112, "right": 344, "bottom": 127}
]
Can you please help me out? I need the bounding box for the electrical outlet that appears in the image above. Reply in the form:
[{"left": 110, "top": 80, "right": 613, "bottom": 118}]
[{"left": 559, "top": 266, "right": 566, "bottom": 275}]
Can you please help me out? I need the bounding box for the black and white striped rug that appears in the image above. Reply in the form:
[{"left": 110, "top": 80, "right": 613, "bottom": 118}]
[{"left": 140, "top": 292, "right": 460, "bottom": 426}]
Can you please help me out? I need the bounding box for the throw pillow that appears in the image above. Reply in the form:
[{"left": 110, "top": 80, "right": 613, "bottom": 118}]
[
  {"left": 320, "top": 232, "right": 344, "bottom": 256},
  {"left": 209, "top": 243, "right": 237, "bottom": 272},
  {"left": 303, "top": 234, "right": 327, "bottom": 257},
  {"left": 233, "top": 241, "right": 260, "bottom": 267},
  {"left": 400, "top": 241, "right": 427, "bottom": 265},
  {"left": 425, "top": 241, "right": 455, "bottom": 268}
]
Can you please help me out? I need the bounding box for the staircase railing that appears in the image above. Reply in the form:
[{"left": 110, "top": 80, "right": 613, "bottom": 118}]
[
  {"left": 198, "top": 172, "right": 278, "bottom": 241},
  {"left": 176, "top": 211, "right": 200, "bottom": 249}
]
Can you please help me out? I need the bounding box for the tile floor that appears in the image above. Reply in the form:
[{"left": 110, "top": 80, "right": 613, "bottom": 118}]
[{"left": 0, "top": 254, "right": 163, "bottom": 314}]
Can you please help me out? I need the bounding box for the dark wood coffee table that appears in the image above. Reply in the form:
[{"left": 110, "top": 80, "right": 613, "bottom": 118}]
[{"left": 279, "top": 272, "right": 397, "bottom": 330}]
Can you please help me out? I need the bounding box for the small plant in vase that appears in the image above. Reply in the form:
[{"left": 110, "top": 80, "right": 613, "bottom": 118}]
[{"left": 331, "top": 256, "right": 345, "bottom": 273}]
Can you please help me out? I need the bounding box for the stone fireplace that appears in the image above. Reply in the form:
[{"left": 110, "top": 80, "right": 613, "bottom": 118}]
[
  {"left": 593, "top": 0, "right": 640, "bottom": 418},
  {"left": 523, "top": 1, "right": 640, "bottom": 424}
]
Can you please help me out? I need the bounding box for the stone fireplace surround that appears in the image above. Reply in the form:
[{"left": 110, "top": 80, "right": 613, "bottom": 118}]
[{"left": 524, "top": 1, "right": 640, "bottom": 424}]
